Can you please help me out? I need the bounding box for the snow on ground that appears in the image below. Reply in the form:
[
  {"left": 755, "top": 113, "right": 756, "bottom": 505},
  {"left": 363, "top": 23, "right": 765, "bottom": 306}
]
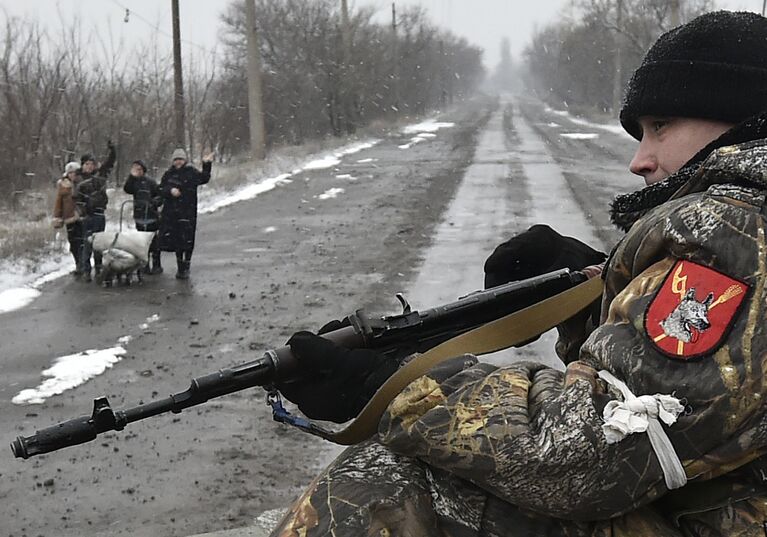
[
  {"left": 317, "top": 187, "right": 345, "bottom": 200},
  {"left": 561, "top": 132, "right": 599, "bottom": 140},
  {"left": 12, "top": 313, "right": 161, "bottom": 404},
  {"left": 0, "top": 251, "right": 72, "bottom": 314},
  {"left": 402, "top": 119, "right": 455, "bottom": 134},
  {"left": 399, "top": 119, "right": 454, "bottom": 149},
  {"left": 544, "top": 106, "right": 632, "bottom": 138},
  {"left": 198, "top": 139, "right": 379, "bottom": 214}
]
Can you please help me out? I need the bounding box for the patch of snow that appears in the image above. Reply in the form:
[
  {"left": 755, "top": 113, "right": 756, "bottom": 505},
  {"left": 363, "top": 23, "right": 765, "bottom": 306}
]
[
  {"left": 402, "top": 119, "right": 455, "bottom": 134},
  {"left": 12, "top": 345, "right": 127, "bottom": 404},
  {"left": 302, "top": 155, "right": 341, "bottom": 170},
  {"left": 546, "top": 122, "right": 560, "bottom": 127},
  {"left": 544, "top": 106, "right": 632, "bottom": 138},
  {"left": 13, "top": 314, "right": 162, "bottom": 404},
  {"left": 317, "top": 188, "right": 345, "bottom": 200},
  {"left": 139, "top": 313, "right": 160, "bottom": 330},
  {"left": 560, "top": 132, "right": 599, "bottom": 140},
  {"left": 301, "top": 140, "right": 380, "bottom": 171},
  {"left": 356, "top": 158, "right": 376, "bottom": 163},
  {"left": 335, "top": 174, "right": 357, "bottom": 181},
  {"left": 0, "top": 252, "right": 72, "bottom": 314},
  {"left": 200, "top": 139, "right": 380, "bottom": 214},
  {"left": 336, "top": 140, "right": 378, "bottom": 155},
  {"left": 263, "top": 226, "right": 277, "bottom": 233},
  {"left": 199, "top": 174, "right": 292, "bottom": 214},
  {"left": 0, "top": 288, "right": 41, "bottom": 314}
]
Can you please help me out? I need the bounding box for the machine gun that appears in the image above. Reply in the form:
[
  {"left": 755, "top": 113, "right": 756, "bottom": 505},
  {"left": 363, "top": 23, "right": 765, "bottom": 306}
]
[{"left": 11, "top": 268, "right": 588, "bottom": 459}]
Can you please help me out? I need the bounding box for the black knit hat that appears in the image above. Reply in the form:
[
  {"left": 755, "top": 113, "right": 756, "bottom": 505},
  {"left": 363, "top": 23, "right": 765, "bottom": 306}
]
[
  {"left": 80, "top": 153, "right": 95, "bottom": 165},
  {"left": 620, "top": 11, "right": 767, "bottom": 140}
]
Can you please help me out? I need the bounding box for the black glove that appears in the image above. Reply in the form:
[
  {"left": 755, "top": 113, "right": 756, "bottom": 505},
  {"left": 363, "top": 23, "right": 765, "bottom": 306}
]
[
  {"left": 277, "top": 331, "right": 399, "bottom": 423},
  {"left": 106, "top": 139, "right": 115, "bottom": 150},
  {"left": 483, "top": 224, "right": 606, "bottom": 289}
]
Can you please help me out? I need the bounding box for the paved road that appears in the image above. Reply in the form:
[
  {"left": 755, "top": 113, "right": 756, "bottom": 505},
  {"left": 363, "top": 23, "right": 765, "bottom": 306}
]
[{"left": 0, "top": 94, "right": 641, "bottom": 536}]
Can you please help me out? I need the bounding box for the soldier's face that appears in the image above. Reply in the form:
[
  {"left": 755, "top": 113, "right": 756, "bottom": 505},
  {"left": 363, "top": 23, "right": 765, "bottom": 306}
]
[
  {"left": 629, "top": 117, "right": 734, "bottom": 185},
  {"left": 83, "top": 160, "right": 96, "bottom": 174}
]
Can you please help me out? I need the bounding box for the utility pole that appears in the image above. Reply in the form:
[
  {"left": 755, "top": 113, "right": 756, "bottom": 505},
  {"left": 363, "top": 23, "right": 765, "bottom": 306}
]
[
  {"left": 244, "top": 0, "right": 266, "bottom": 160},
  {"left": 391, "top": 2, "right": 399, "bottom": 113},
  {"left": 171, "top": 0, "right": 185, "bottom": 148},
  {"left": 611, "top": 0, "right": 623, "bottom": 115},
  {"left": 340, "top": 0, "right": 355, "bottom": 133},
  {"left": 438, "top": 39, "right": 450, "bottom": 107}
]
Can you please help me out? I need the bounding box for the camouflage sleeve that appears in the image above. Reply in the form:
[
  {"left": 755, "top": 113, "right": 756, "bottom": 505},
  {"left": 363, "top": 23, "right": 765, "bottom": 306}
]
[
  {"left": 379, "top": 181, "right": 767, "bottom": 521},
  {"left": 378, "top": 354, "right": 661, "bottom": 520}
]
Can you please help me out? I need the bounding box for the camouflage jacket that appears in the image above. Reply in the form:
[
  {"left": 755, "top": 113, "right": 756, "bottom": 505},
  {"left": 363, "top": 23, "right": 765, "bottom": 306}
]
[{"left": 273, "top": 140, "right": 767, "bottom": 536}]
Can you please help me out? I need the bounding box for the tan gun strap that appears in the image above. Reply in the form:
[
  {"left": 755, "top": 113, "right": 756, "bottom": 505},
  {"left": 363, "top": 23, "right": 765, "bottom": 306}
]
[{"left": 328, "top": 275, "right": 604, "bottom": 445}]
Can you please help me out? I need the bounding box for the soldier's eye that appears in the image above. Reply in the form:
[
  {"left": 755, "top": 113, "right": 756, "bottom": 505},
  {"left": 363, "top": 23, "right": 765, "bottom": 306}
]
[{"left": 651, "top": 120, "right": 670, "bottom": 133}]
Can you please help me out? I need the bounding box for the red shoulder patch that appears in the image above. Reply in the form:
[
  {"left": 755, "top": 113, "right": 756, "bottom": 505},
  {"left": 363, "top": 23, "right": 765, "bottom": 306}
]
[{"left": 645, "top": 260, "right": 749, "bottom": 360}]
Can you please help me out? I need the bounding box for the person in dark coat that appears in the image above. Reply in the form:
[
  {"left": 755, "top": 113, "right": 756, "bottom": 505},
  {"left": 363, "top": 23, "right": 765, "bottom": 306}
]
[
  {"left": 75, "top": 142, "right": 115, "bottom": 282},
  {"left": 79, "top": 139, "right": 116, "bottom": 180},
  {"left": 159, "top": 148, "right": 213, "bottom": 279},
  {"left": 123, "top": 160, "right": 163, "bottom": 274}
]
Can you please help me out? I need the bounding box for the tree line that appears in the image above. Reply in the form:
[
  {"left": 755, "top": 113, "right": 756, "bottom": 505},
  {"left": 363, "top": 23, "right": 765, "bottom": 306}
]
[
  {"left": 0, "top": 0, "right": 484, "bottom": 201},
  {"left": 523, "top": 0, "right": 714, "bottom": 115}
]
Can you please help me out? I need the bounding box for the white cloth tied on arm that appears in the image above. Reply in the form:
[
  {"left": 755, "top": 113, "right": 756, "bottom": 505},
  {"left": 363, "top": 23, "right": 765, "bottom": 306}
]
[{"left": 598, "top": 370, "right": 687, "bottom": 490}]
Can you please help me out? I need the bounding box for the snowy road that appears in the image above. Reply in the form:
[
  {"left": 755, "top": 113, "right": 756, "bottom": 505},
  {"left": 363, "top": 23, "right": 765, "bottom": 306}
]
[{"left": 0, "top": 95, "right": 640, "bottom": 536}]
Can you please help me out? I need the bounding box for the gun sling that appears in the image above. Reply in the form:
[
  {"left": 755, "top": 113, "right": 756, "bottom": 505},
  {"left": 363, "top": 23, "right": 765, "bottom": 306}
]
[{"left": 326, "top": 275, "right": 604, "bottom": 445}]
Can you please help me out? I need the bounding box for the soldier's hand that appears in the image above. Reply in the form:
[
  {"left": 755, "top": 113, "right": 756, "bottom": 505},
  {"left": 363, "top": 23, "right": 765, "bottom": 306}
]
[
  {"left": 107, "top": 139, "right": 115, "bottom": 150},
  {"left": 277, "top": 331, "right": 399, "bottom": 423},
  {"left": 484, "top": 224, "right": 606, "bottom": 289},
  {"left": 202, "top": 151, "right": 215, "bottom": 163}
]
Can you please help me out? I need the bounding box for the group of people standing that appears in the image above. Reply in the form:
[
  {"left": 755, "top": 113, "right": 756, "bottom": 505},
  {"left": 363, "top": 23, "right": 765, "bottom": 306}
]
[{"left": 52, "top": 145, "right": 213, "bottom": 282}]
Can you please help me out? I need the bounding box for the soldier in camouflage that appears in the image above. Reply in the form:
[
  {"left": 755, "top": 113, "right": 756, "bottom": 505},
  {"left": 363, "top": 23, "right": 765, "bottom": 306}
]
[{"left": 272, "top": 11, "right": 767, "bottom": 536}]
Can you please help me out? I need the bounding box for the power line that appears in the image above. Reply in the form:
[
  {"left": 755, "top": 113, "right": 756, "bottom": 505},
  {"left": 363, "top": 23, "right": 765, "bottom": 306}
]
[{"left": 107, "top": 0, "right": 218, "bottom": 58}]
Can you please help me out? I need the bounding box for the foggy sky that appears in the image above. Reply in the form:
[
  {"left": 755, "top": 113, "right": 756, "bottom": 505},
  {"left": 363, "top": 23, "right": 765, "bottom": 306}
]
[{"left": 0, "top": 0, "right": 762, "bottom": 71}]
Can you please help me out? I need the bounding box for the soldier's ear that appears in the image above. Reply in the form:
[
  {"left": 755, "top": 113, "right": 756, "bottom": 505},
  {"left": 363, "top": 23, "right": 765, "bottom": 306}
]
[
  {"left": 685, "top": 288, "right": 696, "bottom": 301},
  {"left": 704, "top": 292, "right": 714, "bottom": 306}
]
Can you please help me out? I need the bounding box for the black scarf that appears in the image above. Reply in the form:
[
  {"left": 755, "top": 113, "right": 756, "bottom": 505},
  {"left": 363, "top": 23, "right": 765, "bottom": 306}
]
[{"left": 610, "top": 111, "right": 767, "bottom": 232}]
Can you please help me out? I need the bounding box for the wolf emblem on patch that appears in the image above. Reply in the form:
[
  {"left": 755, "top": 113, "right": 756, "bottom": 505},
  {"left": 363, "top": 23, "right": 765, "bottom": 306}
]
[{"left": 645, "top": 260, "right": 748, "bottom": 359}]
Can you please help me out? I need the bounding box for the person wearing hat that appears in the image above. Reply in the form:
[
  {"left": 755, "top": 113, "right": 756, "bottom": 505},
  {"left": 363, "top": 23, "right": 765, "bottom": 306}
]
[
  {"left": 79, "top": 139, "right": 116, "bottom": 180},
  {"left": 159, "top": 148, "right": 214, "bottom": 279},
  {"left": 76, "top": 140, "right": 116, "bottom": 282},
  {"left": 52, "top": 161, "right": 85, "bottom": 276},
  {"left": 268, "top": 11, "right": 767, "bottom": 536},
  {"left": 123, "top": 160, "right": 163, "bottom": 274}
]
